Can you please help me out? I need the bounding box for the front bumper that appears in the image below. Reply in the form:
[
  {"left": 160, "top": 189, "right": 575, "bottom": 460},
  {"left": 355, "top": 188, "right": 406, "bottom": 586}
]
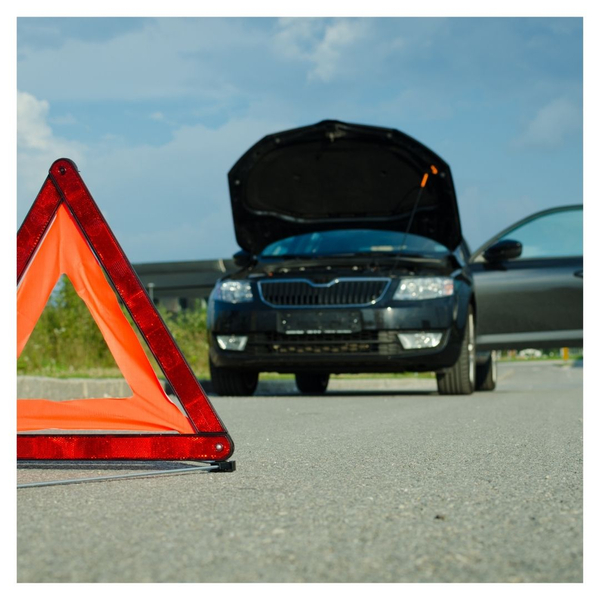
[{"left": 208, "top": 300, "right": 466, "bottom": 374}]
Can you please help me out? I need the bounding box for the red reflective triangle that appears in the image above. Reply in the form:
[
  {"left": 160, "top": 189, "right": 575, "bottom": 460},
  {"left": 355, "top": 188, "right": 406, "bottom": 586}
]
[{"left": 17, "top": 159, "right": 234, "bottom": 461}]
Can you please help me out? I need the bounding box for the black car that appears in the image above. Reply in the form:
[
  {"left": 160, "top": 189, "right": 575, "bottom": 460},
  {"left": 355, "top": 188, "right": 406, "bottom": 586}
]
[{"left": 207, "top": 120, "right": 582, "bottom": 396}]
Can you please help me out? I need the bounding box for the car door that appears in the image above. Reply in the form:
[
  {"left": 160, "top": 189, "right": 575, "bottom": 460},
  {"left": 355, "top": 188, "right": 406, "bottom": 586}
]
[{"left": 469, "top": 205, "right": 583, "bottom": 350}]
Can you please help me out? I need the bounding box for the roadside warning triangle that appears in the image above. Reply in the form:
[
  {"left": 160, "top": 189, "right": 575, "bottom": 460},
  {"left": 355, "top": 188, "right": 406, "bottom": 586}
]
[{"left": 17, "top": 159, "right": 234, "bottom": 461}]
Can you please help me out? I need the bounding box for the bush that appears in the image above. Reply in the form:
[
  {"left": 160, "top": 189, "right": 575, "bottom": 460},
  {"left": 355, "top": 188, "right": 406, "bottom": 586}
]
[
  {"left": 156, "top": 300, "right": 210, "bottom": 379},
  {"left": 18, "top": 276, "right": 120, "bottom": 377}
]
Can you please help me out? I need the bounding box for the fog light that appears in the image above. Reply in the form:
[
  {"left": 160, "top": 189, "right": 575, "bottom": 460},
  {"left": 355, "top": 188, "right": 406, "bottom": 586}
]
[
  {"left": 216, "top": 335, "right": 248, "bottom": 351},
  {"left": 398, "top": 332, "right": 442, "bottom": 349}
]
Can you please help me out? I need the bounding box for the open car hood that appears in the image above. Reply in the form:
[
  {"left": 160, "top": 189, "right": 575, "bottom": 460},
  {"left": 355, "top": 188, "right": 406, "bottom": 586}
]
[{"left": 228, "top": 120, "right": 463, "bottom": 255}]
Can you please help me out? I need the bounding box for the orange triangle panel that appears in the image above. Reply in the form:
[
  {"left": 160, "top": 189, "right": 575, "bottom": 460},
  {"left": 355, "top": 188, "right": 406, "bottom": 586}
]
[{"left": 17, "top": 159, "right": 233, "bottom": 461}]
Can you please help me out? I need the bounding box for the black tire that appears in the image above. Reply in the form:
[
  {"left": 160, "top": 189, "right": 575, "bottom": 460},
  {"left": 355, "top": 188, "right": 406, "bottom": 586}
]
[
  {"left": 475, "top": 351, "right": 497, "bottom": 391},
  {"left": 436, "top": 307, "right": 475, "bottom": 395},
  {"left": 209, "top": 359, "right": 258, "bottom": 396},
  {"left": 295, "top": 372, "right": 330, "bottom": 394}
]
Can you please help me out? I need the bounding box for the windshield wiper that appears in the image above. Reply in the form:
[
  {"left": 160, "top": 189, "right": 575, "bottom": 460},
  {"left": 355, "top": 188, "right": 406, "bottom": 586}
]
[{"left": 261, "top": 254, "right": 306, "bottom": 260}]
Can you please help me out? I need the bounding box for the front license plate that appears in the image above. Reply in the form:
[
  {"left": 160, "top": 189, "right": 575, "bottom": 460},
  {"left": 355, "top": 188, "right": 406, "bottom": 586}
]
[{"left": 278, "top": 311, "right": 362, "bottom": 335}]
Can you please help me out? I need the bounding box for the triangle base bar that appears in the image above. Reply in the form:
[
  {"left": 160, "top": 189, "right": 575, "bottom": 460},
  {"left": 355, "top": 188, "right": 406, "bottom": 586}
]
[
  {"left": 17, "top": 461, "right": 236, "bottom": 488},
  {"left": 18, "top": 433, "right": 233, "bottom": 461}
]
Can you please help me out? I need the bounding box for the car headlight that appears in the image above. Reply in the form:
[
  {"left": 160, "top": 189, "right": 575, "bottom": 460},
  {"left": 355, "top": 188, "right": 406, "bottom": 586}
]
[
  {"left": 213, "top": 280, "right": 254, "bottom": 304},
  {"left": 393, "top": 277, "right": 454, "bottom": 300}
]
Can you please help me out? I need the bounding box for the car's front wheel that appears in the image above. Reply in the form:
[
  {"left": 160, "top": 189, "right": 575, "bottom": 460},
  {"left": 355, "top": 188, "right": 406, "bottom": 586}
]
[
  {"left": 209, "top": 359, "right": 258, "bottom": 396},
  {"left": 436, "top": 307, "right": 475, "bottom": 395},
  {"left": 295, "top": 372, "right": 330, "bottom": 394}
]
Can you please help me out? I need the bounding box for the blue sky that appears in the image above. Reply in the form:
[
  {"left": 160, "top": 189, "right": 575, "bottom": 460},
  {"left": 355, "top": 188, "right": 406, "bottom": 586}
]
[{"left": 16, "top": 16, "right": 583, "bottom": 263}]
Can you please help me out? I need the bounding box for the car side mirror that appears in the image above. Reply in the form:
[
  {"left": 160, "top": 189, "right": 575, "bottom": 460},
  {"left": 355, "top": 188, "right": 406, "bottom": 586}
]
[
  {"left": 233, "top": 249, "right": 255, "bottom": 268},
  {"left": 483, "top": 239, "right": 522, "bottom": 263}
]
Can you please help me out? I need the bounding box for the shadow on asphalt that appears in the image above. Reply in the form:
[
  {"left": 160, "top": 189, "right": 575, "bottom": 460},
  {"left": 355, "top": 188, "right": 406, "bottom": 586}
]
[
  {"left": 246, "top": 390, "right": 438, "bottom": 398},
  {"left": 195, "top": 379, "right": 438, "bottom": 398}
]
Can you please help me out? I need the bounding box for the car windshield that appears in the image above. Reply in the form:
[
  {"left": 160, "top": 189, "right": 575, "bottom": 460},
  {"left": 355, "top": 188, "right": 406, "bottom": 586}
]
[{"left": 260, "top": 229, "right": 450, "bottom": 258}]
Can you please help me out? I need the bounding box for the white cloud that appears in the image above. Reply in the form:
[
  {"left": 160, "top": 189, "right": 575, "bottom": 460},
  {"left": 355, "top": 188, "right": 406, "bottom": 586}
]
[
  {"left": 513, "top": 97, "right": 582, "bottom": 150},
  {"left": 309, "top": 19, "right": 369, "bottom": 82},
  {"left": 274, "top": 17, "right": 322, "bottom": 61},
  {"left": 275, "top": 18, "right": 370, "bottom": 83},
  {"left": 17, "top": 91, "right": 52, "bottom": 150},
  {"left": 17, "top": 91, "right": 87, "bottom": 208}
]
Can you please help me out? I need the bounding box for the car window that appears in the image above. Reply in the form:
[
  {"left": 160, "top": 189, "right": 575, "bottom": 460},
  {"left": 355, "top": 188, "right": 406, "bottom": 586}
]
[
  {"left": 498, "top": 207, "right": 582, "bottom": 259},
  {"left": 261, "top": 229, "right": 450, "bottom": 257}
]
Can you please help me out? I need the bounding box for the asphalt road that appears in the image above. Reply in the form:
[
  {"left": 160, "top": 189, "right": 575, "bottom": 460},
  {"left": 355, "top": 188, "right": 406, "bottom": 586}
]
[{"left": 17, "top": 361, "right": 583, "bottom": 583}]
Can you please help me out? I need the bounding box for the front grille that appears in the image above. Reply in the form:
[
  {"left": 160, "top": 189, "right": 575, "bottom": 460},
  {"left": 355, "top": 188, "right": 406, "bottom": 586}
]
[
  {"left": 258, "top": 278, "right": 391, "bottom": 307},
  {"left": 246, "top": 331, "right": 402, "bottom": 355}
]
